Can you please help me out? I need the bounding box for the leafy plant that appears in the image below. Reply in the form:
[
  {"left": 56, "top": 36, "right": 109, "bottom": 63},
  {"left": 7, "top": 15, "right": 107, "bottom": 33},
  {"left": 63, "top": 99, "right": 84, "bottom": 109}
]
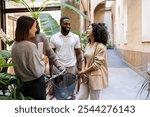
[
  {"left": 0, "top": 29, "right": 31, "bottom": 100},
  {"left": 10, "top": 0, "right": 49, "bottom": 19},
  {"left": 107, "top": 41, "right": 113, "bottom": 49},
  {"left": 10, "top": 0, "right": 88, "bottom": 39},
  {"left": 39, "top": 13, "right": 60, "bottom": 40},
  {"left": 80, "top": 32, "right": 88, "bottom": 50},
  {"left": 0, "top": 50, "right": 15, "bottom": 71},
  {"left": 0, "top": 51, "right": 33, "bottom": 99},
  {"left": 138, "top": 75, "right": 150, "bottom": 99},
  {"left": 0, "top": 29, "right": 15, "bottom": 71},
  {"left": 0, "top": 29, "right": 14, "bottom": 46},
  {"left": 22, "top": 0, "right": 49, "bottom": 19},
  {"left": 0, "top": 72, "right": 33, "bottom": 100},
  {"left": 10, "top": 0, "right": 88, "bottom": 19},
  {"left": 47, "top": 2, "right": 88, "bottom": 20},
  {"left": 73, "top": 31, "right": 88, "bottom": 50}
]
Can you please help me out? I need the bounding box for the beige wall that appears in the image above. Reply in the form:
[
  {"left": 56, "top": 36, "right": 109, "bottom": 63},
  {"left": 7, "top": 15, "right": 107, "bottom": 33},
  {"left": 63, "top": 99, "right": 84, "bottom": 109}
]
[
  {"left": 141, "top": 0, "right": 150, "bottom": 52},
  {"left": 114, "top": 0, "right": 150, "bottom": 77},
  {"left": 142, "top": 0, "right": 150, "bottom": 42},
  {"left": 90, "top": 0, "right": 106, "bottom": 23},
  {"left": 114, "top": 0, "right": 150, "bottom": 52},
  {"left": 127, "top": 0, "right": 142, "bottom": 51},
  {"left": 94, "top": 4, "right": 105, "bottom": 23},
  {"left": 117, "top": 49, "right": 150, "bottom": 78}
]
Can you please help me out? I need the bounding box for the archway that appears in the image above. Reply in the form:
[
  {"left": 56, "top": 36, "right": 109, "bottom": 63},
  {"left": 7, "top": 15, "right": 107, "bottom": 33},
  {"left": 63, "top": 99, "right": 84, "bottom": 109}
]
[{"left": 94, "top": 1, "right": 114, "bottom": 48}]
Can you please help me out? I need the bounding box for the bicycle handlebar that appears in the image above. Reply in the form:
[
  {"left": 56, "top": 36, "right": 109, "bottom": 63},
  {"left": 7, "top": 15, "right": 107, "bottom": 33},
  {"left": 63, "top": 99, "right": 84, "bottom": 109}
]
[{"left": 45, "top": 69, "right": 66, "bottom": 83}]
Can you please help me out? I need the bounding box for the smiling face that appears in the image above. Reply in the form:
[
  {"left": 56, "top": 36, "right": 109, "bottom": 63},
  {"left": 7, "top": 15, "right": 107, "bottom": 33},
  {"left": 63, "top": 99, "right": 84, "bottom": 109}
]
[
  {"left": 60, "top": 19, "right": 71, "bottom": 35},
  {"left": 86, "top": 25, "right": 94, "bottom": 39},
  {"left": 29, "top": 21, "right": 37, "bottom": 39}
]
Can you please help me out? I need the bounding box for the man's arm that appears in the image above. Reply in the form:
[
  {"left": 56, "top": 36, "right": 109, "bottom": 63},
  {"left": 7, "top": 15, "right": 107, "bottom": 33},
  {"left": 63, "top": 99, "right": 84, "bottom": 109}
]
[
  {"left": 75, "top": 48, "right": 83, "bottom": 71},
  {"left": 41, "top": 33, "right": 64, "bottom": 73}
]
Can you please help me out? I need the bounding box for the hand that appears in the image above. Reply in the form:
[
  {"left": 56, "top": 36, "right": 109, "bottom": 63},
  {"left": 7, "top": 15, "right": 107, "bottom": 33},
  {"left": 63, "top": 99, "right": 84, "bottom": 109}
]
[
  {"left": 58, "top": 66, "right": 65, "bottom": 72},
  {"left": 78, "top": 70, "right": 85, "bottom": 77},
  {"left": 42, "top": 55, "right": 49, "bottom": 64}
]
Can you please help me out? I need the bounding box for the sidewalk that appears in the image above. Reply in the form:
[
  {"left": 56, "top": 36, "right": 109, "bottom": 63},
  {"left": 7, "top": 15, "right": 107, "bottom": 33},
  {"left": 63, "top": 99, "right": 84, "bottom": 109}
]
[{"left": 101, "top": 49, "right": 147, "bottom": 100}]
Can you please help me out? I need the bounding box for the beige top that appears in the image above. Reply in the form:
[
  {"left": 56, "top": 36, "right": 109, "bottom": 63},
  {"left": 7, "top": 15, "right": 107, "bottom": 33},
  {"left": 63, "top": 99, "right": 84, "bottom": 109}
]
[{"left": 83, "top": 42, "right": 108, "bottom": 90}]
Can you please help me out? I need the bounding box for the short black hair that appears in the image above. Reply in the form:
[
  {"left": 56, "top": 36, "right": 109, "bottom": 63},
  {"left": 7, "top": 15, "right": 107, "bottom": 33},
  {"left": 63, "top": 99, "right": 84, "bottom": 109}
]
[{"left": 60, "top": 16, "right": 70, "bottom": 23}]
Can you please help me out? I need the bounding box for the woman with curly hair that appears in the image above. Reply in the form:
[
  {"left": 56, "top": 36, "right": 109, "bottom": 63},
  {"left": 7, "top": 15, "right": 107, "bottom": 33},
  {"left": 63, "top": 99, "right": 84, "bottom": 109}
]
[{"left": 77, "top": 23, "right": 109, "bottom": 100}]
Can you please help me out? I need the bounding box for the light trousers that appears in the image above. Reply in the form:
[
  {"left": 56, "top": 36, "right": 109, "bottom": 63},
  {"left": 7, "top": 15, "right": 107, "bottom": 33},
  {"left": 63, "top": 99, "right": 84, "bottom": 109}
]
[{"left": 76, "top": 83, "right": 101, "bottom": 100}]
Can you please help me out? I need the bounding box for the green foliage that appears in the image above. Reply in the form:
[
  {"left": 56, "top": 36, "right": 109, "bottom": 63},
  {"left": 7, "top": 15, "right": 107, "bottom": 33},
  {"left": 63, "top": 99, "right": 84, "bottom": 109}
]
[
  {"left": 39, "top": 13, "right": 60, "bottom": 40},
  {"left": 11, "top": 0, "right": 49, "bottom": 19},
  {"left": 0, "top": 73, "right": 16, "bottom": 85},
  {"left": 0, "top": 49, "right": 31, "bottom": 100},
  {"left": 0, "top": 72, "right": 33, "bottom": 100},
  {"left": 0, "top": 50, "right": 11, "bottom": 59},
  {"left": 80, "top": 32, "right": 88, "bottom": 49},
  {"left": 138, "top": 77, "right": 150, "bottom": 99},
  {"left": 107, "top": 41, "right": 113, "bottom": 49},
  {"left": 72, "top": 32, "right": 88, "bottom": 50},
  {"left": 9, "top": 0, "right": 20, "bottom": 2},
  {"left": 0, "top": 50, "right": 15, "bottom": 71},
  {"left": 0, "top": 29, "right": 14, "bottom": 46},
  {"left": 47, "top": 2, "right": 88, "bottom": 20}
]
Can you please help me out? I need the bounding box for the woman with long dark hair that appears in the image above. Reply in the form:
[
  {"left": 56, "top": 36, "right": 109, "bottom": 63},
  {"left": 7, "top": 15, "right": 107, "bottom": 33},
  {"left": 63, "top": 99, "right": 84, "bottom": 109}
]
[{"left": 11, "top": 16, "right": 48, "bottom": 100}]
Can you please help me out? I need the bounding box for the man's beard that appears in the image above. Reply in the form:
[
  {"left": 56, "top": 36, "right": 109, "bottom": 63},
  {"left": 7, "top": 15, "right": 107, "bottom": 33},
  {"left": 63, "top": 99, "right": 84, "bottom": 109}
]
[{"left": 62, "top": 27, "right": 70, "bottom": 34}]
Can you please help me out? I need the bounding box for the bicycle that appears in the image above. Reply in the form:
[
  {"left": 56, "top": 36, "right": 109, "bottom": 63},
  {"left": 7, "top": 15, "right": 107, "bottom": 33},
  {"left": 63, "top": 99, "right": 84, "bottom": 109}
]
[{"left": 45, "top": 69, "right": 78, "bottom": 100}]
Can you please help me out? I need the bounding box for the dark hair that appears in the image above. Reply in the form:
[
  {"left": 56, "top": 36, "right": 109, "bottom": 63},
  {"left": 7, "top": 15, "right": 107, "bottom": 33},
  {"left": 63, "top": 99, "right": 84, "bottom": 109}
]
[
  {"left": 90, "top": 23, "right": 108, "bottom": 45},
  {"left": 60, "top": 16, "right": 70, "bottom": 23},
  {"left": 15, "top": 16, "right": 35, "bottom": 42},
  {"left": 35, "top": 20, "right": 40, "bottom": 34}
]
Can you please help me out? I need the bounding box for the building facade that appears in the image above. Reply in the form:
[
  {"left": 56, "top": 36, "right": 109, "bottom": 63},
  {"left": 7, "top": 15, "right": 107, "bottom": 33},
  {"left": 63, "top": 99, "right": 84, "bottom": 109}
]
[{"left": 113, "top": 0, "right": 150, "bottom": 77}]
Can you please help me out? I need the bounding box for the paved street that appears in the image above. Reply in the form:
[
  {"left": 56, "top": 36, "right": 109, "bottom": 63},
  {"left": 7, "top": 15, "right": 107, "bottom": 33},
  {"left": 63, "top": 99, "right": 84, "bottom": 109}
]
[{"left": 101, "top": 49, "right": 148, "bottom": 100}]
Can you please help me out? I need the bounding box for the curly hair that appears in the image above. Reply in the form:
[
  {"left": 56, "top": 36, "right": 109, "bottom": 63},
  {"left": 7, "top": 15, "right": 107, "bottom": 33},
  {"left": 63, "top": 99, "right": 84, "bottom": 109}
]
[{"left": 89, "top": 23, "right": 109, "bottom": 45}]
